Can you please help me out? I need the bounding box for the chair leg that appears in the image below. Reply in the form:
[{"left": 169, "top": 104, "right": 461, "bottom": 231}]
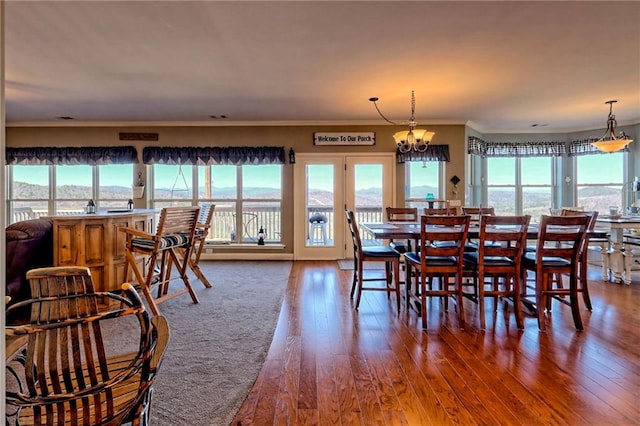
[
  {"left": 569, "top": 275, "right": 584, "bottom": 331},
  {"left": 355, "top": 261, "right": 364, "bottom": 310},
  {"left": 580, "top": 259, "right": 592, "bottom": 311},
  {"left": 478, "top": 272, "right": 486, "bottom": 330},
  {"left": 350, "top": 257, "right": 358, "bottom": 299},
  {"left": 405, "top": 264, "right": 413, "bottom": 310},
  {"left": 456, "top": 273, "right": 465, "bottom": 329},
  {"left": 420, "top": 272, "right": 428, "bottom": 329},
  {"left": 510, "top": 275, "right": 523, "bottom": 330},
  {"left": 393, "top": 259, "right": 401, "bottom": 312},
  {"left": 536, "top": 273, "right": 547, "bottom": 331},
  {"left": 169, "top": 248, "right": 200, "bottom": 305},
  {"left": 188, "top": 241, "right": 212, "bottom": 288}
]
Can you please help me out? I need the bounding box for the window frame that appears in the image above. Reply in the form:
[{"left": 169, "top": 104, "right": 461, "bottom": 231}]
[{"left": 150, "top": 163, "right": 283, "bottom": 244}]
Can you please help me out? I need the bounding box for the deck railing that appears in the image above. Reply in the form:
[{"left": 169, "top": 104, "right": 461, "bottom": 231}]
[{"left": 12, "top": 206, "right": 385, "bottom": 244}]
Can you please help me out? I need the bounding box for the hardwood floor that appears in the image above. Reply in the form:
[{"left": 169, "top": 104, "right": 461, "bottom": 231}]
[{"left": 232, "top": 261, "right": 640, "bottom": 425}]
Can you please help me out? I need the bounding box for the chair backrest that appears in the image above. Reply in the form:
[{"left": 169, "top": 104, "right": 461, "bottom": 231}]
[
  {"left": 462, "top": 206, "right": 495, "bottom": 216},
  {"left": 423, "top": 207, "right": 452, "bottom": 216},
  {"left": 534, "top": 214, "right": 590, "bottom": 265},
  {"left": 157, "top": 206, "right": 201, "bottom": 236},
  {"left": 196, "top": 203, "right": 216, "bottom": 239},
  {"left": 417, "top": 215, "right": 470, "bottom": 262},
  {"left": 477, "top": 215, "right": 530, "bottom": 261},
  {"left": 345, "top": 209, "right": 363, "bottom": 257},
  {"left": 386, "top": 207, "right": 418, "bottom": 222},
  {"left": 561, "top": 208, "right": 598, "bottom": 231},
  {"left": 5, "top": 266, "right": 169, "bottom": 425}
]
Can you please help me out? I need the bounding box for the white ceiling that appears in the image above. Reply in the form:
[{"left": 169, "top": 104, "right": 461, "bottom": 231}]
[{"left": 4, "top": 0, "right": 640, "bottom": 133}]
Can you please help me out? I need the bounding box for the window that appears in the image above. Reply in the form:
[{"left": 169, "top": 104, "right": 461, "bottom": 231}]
[
  {"left": 7, "top": 164, "right": 133, "bottom": 224},
  {"left": 486, "top": 157, "right": 554, "bottom": 219},
  {"left": 151, "top": 164, "right": 283, "bottom": 243},
  {"left": 576, "top": 152, "right": 625, "bottom": 214},
  {"left": 404, "top": 161, "right": 442, "bottom": 210}
]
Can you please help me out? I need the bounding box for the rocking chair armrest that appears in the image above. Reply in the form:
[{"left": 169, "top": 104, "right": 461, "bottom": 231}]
[
  {"left": 118, "top": 226, "right": 156, "bottom": 240},
  {"left": 150, "top": 315, "right": 170, "bottom": 371}
]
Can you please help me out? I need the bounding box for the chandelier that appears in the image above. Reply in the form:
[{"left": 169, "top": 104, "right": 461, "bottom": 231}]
[
  {"left": 369, "top": 91, "right": 435, "bottom": 153},
  {"left": 591, "top": 100, "right": 633, "bottom": 153}
]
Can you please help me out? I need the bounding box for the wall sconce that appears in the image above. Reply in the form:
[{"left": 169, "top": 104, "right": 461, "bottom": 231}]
[{"left": 289, "top": 148, "right": 296, "bottom": 164}]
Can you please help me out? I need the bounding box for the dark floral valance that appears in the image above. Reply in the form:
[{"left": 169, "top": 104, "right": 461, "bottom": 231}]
[
  {"left": 396, "top": 144, "right": 450, "bottom": 164},
  {"left": 568, "top": 138, "right": 630, "bottom": 156},
  {"left": 467, "top": 136, "right": 566, "bottom": 157},
  {"left": 142, "top": 146, "right": 286, "bottom": 165},
  {"left": 6, "top": 146, "right": 138, "bottom": 165}
]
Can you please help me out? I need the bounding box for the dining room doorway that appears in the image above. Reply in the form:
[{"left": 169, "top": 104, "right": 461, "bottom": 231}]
[{"left": 293, "top": 153, "right": 395, "bottom": 260}]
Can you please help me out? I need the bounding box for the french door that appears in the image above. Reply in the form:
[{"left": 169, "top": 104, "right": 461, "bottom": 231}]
[{"left": 293, "top": 153, "right": 395, "bottom": 260}]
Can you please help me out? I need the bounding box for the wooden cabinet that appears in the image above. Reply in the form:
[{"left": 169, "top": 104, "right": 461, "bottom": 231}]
[{"left": 47, "top": 210, "right": 156, "bottom": 293}]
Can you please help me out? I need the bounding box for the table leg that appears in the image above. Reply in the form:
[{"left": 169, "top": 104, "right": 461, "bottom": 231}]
[
  {"left": 623, "top": 248, "right": 633, "bottom": 285},
  {"left": 608, "top": 229, "right": 625, "bottom": 283},
  {"left": 601, "top": 243, "right": 610, "bottom": 281}
]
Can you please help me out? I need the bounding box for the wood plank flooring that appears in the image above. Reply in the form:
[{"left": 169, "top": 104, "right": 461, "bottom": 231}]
[{"left": 232, "top": 261, "right": 640, "bottom": 425}]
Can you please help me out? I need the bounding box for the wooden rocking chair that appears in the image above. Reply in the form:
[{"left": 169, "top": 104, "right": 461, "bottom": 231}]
[
  {"left": 5, "top": 266, "right": 169, "bottom": 426},
  {"left": 120, "top": 206, "right": 201, "bottom": 316}
]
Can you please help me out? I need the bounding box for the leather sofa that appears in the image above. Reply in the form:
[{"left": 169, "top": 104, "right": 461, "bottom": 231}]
[{"left": 6, "top": 218, "right": 54, "bottom": 323}]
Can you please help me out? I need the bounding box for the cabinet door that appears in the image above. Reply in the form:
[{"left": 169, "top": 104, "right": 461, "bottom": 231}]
[{"left": 55, "top": 221, "right": 81, "bottom": 266}]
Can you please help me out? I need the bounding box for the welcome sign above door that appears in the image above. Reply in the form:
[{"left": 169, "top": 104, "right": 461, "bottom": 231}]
[{"left": 313, "top": 132, "right": 376, "bottom": 146}]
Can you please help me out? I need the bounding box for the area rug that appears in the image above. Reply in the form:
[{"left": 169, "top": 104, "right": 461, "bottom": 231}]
[{"left": 148, "top": 260, "right": 292, "bottom": 426}]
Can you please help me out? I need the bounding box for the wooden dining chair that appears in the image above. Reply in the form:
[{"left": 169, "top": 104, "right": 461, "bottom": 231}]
[
  {"left": 385, "top": 207, "right": 418, "bottom": 254},
  {"left": 558, "top": 208, "right": 600, "bottom": 310},
  {"left": 522, "top": 214, "right": 590, "bottom": 331},
  {"left": 462, "top": 215, "right": 530, "bottom": 329},
  {"left": 404, "top": 214, "right": 470, "bottom": 329},
  {"left": 345, "top": 209, "right": 401, "bottom": 312},
  {"left": 423, "top": 207, "right": 453, "bottom": 216},
  {"left": 120, "top": 206, "right": 201, "bottom": 316},
  {"left": 5, "top": 266, "right": 169, "bottom": 426},
  {"left": 461, "top": 206, "right": 495, "bottom": 220}
]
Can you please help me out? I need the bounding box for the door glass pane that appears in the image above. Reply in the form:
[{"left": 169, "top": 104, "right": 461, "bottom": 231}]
[
  {"left": 354, "top": 164, "right": 383, "bottom": 245},
  {"left": 306, "top": 164, "right": 333, "bottom": 247}
]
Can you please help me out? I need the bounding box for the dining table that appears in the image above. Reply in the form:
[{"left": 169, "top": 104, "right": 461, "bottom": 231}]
[
  {"left": 360, "top": 220, "right": 610, "bottom": 276},
  {"left": 360, "top": 220, "right": 607, "bottom": 241},
  {"left": 595, "top": 215, "right": 640, "bottom": 284}
]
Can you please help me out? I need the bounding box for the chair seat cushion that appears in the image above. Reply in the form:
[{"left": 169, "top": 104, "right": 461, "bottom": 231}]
[
  {"left": 463, "top": 252, "right": 514, "bottom": 266},
  {"left": 389, "top": 241, "right": 408, "bottom": 254},
  {"left": 362, "top": 245, "right": 400, "bottom": 258},
  {"left": 523, "top": 252, "right": 570, "bottom": 267},
  {"left": 132, "top": 234, "right": 190, "bottom": 250},
  {"left": 404, "top": 252, "right": 457, "bottom": 266}
]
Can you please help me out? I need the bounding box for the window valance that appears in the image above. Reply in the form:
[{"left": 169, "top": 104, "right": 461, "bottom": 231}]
[
  {"left": 396, "top": 144, "right": 450, "bottom": 163},
  {"left": 5, "top": 146, "right": 138, "bottom": 165},
  {"left": 142, "top": 146, "right": 286, "bottom": 165},
  {"left": 567, "top": 138, "right": 629, "bottom": 156},
  {"left": 467, "top": 136, "right": 566, "bottom": 157}
]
